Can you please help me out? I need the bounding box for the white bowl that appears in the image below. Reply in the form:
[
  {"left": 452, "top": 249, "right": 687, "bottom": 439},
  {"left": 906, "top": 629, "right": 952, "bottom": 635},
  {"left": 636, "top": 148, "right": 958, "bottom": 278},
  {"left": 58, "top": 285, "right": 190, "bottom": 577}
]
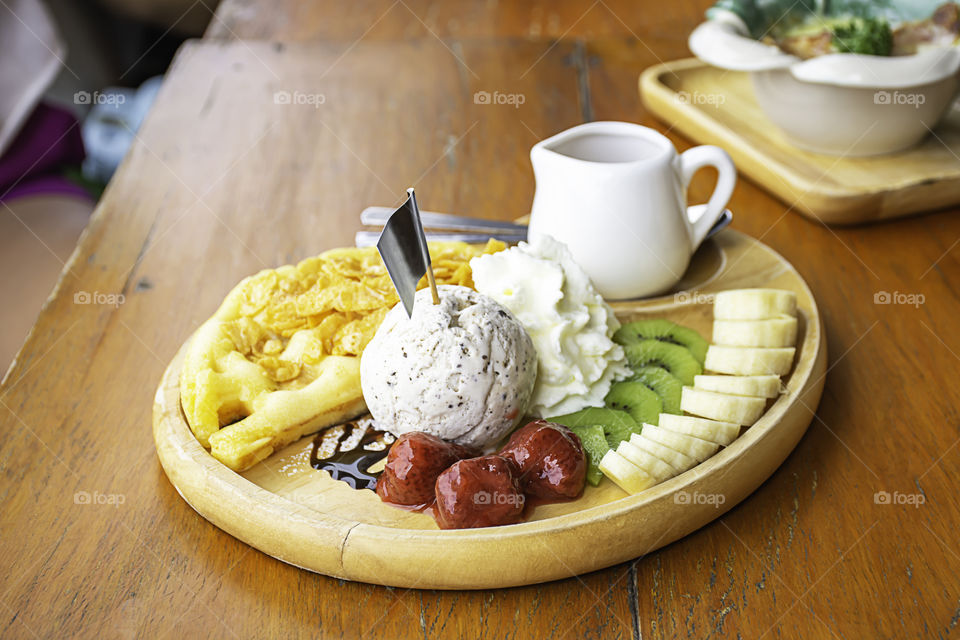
[{"left": 689, "top": 11, "right": 960, "bottom": 156}]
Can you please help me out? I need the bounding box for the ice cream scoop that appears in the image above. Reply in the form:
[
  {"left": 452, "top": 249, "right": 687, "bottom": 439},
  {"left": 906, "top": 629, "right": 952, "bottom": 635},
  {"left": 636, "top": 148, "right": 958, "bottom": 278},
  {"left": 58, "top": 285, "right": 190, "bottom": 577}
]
[{"left": 360, "top": 285, "right": 537, "bottom": 449}]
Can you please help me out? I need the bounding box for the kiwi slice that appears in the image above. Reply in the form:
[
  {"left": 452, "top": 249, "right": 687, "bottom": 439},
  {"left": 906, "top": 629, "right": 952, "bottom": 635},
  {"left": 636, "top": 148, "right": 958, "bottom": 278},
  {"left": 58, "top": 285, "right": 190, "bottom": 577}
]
[
  {"left": 614, "top": 319, "right": 708, "bottom": 365},
  {"left": 604, "top": 381, "right": 663, "bottom": 426},
  {"left": 567, "top": 424, "right": 609, "bottom": 486},
  {"left": 623, "top": 340, "right": 702, "bottom": 386},
  {"left": 630, "top": 366, "right": 682, "bottom": 415},
  {"left": 549, "top": 407, "right": 639, "bottom": 449}
]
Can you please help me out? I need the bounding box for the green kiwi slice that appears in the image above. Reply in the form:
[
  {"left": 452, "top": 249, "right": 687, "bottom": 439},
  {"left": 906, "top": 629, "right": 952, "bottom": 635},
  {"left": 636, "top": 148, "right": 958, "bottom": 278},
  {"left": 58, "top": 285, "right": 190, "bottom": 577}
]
[
  {"left": 604, "top": 380, "right": 663, "bottom": 426},
  {"left": 567, "top": 424, "right": 609, "bottom": 486},
  {"left": 630, "top": 366, "right": 682, "bottom": 415},
  {"left": 614, "top": 319, "right": 708, "bottom": 365},
  {"left": 549, "top": 407, "right": 639, "bottom": 449},
  {"left": 623, "top": 340, "right": 702, "bottom": 386}
]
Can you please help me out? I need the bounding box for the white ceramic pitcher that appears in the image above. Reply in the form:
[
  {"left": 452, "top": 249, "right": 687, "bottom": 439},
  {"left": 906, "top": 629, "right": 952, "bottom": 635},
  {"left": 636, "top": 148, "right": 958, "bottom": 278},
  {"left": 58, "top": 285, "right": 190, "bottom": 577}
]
[{"left": 528, "top": 121, "right": 736, "bottom": 300}]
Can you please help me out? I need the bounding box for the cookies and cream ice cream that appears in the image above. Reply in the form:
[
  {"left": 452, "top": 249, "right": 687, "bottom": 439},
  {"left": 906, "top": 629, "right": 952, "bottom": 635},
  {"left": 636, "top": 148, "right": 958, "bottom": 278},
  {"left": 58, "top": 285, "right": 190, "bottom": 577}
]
[
  {"left": 360, "top": 285, "right": 537, "bottom": 449},
  {"left": 470, "top": 235, "right": 629, "bottom": 417}
]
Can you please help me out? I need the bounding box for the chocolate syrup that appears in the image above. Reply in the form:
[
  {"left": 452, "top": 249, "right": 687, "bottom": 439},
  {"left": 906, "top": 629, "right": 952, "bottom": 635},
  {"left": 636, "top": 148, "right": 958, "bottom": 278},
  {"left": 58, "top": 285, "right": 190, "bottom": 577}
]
[{"left": 309, "top": 415, "right": 394, "bottom": 490}]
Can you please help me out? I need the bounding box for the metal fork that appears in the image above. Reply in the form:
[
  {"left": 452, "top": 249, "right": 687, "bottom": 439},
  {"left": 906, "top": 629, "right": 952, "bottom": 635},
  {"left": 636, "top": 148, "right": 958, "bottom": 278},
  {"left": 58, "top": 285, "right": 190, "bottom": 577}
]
[{"left": 355, "top": 206, "right": 732, "bottom": 247}]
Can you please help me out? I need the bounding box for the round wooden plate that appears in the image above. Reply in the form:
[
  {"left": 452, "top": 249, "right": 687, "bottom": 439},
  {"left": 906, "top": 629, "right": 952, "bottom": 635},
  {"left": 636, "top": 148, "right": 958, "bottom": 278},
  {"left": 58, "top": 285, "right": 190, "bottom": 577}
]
[{"left": 153, "top": 229, "right": 826, "bottom": 589}]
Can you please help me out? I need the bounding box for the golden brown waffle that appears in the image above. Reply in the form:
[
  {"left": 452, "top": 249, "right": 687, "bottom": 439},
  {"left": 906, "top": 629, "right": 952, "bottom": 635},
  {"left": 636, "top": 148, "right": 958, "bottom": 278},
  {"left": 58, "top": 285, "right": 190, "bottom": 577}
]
[{"left": 180, "top": 240, "right": 504, "bottom": 471}]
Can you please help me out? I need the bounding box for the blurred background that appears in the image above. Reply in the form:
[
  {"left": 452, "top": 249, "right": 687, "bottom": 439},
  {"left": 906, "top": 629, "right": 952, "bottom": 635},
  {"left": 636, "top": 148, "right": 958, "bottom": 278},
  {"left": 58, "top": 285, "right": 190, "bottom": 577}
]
[{"left": 0, "top": 0, "right": 216, "bottom": 370}]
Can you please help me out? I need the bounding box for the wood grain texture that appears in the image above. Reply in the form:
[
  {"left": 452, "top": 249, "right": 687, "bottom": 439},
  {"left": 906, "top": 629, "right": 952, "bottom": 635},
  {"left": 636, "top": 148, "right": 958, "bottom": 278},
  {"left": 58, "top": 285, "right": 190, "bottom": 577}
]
[
  {"left": 1, "top": 0, "right": 958, "bottom": 637},
  {"left": 641, "top": 59, "right": 960, "bottom": 224},
  {"left": 206, "top": 0, "right": 712, "bottom": 44}
]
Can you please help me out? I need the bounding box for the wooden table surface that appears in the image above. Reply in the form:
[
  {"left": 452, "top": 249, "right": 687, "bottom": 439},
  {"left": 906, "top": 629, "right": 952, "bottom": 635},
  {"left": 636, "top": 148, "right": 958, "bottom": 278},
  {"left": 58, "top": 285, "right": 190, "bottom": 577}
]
[{"left": 3, "top": 1, "right": 959, "bottom": 638}]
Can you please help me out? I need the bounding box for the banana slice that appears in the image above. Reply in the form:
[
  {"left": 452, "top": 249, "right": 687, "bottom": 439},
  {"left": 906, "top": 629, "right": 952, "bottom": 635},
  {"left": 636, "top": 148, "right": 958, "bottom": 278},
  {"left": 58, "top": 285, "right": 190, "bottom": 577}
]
[
  {"left": 694, "top": 374, "right": 781, "bottom": 398},
  {"left": 657, "top": 413, "right": 741, "bottom": 446},
  {"left": 714, "top": 289, "right": 796, "bottom": 320},
  {"left": 629, "top": 433, "right": 696, "bottom": 473},
  {"left": 704, "top": 346, "right": 795, "bottom": 376},
  {"left": 681, "top": 387, "right": 766, "bottom": 426},
  {"left": 712, "top": 317, "right": 797, "bottom": 348},
  {"left": 640, "top": 424, "right": 719, "bottom": 462},
  {"left": 599, "top": 450, "right": 657, "bottom": 494},
  {"left": 616, "top": 440, "right": 677, "bottom": 482}
]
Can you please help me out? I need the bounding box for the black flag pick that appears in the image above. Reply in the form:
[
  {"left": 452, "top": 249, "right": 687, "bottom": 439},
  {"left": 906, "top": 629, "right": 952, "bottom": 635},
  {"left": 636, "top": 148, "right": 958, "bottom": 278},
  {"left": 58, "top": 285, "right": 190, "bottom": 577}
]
[{"left": 376, "top": 188, "right": 440, "bottom": 318}]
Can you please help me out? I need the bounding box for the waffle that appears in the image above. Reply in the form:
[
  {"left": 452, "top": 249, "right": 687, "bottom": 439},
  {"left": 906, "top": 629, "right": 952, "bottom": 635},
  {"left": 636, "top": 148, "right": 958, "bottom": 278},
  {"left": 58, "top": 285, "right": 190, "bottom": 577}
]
[{"left": 180, "top": 240, "right": 504, "bottom": 471}]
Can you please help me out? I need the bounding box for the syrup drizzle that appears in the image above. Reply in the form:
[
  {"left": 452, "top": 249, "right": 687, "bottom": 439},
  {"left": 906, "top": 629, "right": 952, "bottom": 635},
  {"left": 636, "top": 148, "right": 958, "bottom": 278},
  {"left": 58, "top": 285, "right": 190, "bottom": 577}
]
[{"left": 309, "top": 415, "right": 395, "bottom": 490}]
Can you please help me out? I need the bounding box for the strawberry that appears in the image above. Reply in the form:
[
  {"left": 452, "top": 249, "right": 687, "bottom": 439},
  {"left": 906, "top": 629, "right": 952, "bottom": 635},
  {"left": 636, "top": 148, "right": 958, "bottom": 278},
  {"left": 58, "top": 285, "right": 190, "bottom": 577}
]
[
  {"left": 499, "top": 420, "right": 586, "bottom": 500},
  {"left": 375, "top": 433, "right": 473, "bottom": 507},
  {"left": 434, "top": 456, "right": 525, "bottom": 529}
]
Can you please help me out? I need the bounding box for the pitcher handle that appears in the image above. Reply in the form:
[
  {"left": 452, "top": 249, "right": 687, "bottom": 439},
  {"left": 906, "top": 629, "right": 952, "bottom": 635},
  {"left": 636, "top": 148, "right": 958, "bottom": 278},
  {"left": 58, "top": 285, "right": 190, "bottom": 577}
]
[{"left": 678, "top": 146, "right": 737, "bottom": 248}]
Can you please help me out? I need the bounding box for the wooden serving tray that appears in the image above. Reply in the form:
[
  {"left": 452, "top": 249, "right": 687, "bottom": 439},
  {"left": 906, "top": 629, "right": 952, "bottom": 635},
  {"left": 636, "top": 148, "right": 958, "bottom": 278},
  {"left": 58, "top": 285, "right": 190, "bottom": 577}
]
[
  {"left": 153, "top": 229, "right": 826, "bottom": 589},
  {"left": 640, "top": 58, "right": 960, "bottom": 225}
]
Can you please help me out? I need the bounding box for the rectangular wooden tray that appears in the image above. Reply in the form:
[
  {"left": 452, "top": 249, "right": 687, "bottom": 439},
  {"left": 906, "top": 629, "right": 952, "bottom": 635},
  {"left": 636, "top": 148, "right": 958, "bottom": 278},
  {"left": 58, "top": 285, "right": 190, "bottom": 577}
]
[{"left": 640, "top": 58, "right": 960, "bottom": 225}]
